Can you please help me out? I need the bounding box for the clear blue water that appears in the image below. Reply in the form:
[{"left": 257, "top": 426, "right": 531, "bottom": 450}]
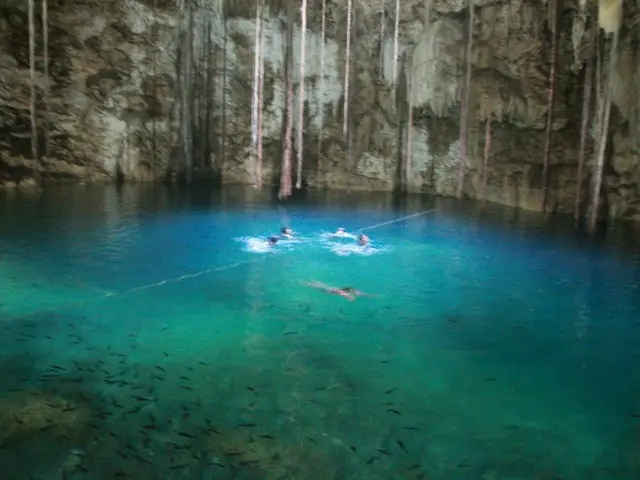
[{"left": 1, "top": 184, "right": 639, "bottom": 479}]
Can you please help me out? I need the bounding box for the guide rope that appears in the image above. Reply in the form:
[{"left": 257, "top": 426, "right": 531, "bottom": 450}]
[{"left": 12, "top": 208, "right": 437, "bottom": 318}]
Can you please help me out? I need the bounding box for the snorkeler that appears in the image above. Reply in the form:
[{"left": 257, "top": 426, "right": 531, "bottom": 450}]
[
  {"left": 303, "top": 281, "right": 370, "bottom": 301},
  {"left": 357, "top": 234, "right": 369, "bottom": 247},
  {"left": 280, "top": 226, "right": 294, "bottom": 239}
]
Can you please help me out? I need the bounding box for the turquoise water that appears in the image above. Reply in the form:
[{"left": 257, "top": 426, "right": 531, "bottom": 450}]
[{"left": 1, "top": 184, "right": 639, "bottom": 479}]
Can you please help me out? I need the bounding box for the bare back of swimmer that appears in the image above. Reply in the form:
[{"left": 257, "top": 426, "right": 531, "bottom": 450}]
[{"left": 303, "top": 281, "right": 370, "bottom": 301}]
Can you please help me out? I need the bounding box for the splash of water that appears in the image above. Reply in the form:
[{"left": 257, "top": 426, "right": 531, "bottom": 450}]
[
  {"left": 317, "top": 0, "right": 326, "bottom": 159},
  {"left": 391, "top": 0, "right": 400, "bottom": 99},
  {"left": 456, "top": 0, "right": 474, "bottom": 198},
  {"left": 28, "top": 0, "right": 39, "bottom": 184},
  {"left": 343, "top": 0, "right": 353, "bottom": 137},
  {"left": 296, "top": 0, "right": 308, "bottom": 189}
]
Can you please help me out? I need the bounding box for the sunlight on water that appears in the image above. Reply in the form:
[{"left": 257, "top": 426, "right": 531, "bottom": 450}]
[{"left": 0, "top": 184, "right": 638, "bottom": 479}]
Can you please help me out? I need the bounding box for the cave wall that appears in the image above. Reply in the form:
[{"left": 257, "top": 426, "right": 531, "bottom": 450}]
[{"left": 0, "top": 0, "right": 639, "bottom": 221}]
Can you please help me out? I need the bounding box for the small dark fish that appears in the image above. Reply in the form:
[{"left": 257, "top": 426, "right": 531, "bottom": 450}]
[
  {"left": 246, "top": 386, "right": 256, "bottom": 392},
  {"left": 387, "top": 409, "right": 401, "bottom": 415},
  {"left": 238, "top": 460, "right": 259, "bottom": 466},
  {"left": 306, "top": 437, "right": 317, "bottom": 444},
  {"left": 224, "top": 451, "right": 243, "bottom": 457},
  {"left": 260, "top": 434, "right": 274, "bottom": 439},
  {"left": 396, "top": 440, "right": 408, "bottom": 453},
  {"left": 366, "top": 456, "right": 377, "bottom": 465},
  {"left": 406, "top": 464, "right": 420, "bottom": 471},
  {"left": 402, "top": 426, "right": 419, "bottom": 431},
  {"left": 349, "top": 445, "right": 358, "bottom": 456},
  {"left": 164, "top": 352, "right": 169, "bottom": 357},
  {"left": 629, "top": 413, "right": 640, "bottom": 418},
  {"left": 484, "top": 377, "right": 497, "bottom": 382},
  {"left": 385, "top": 388, "right": 396, "bottom": 394},
  {"left": 209, "top": 462, "right": 226, "bottom": 468},
  {"left": 198, "top": 361, "right": 209, "bottom": 366},
  {"left": 237, "top": 423, "right": 257, "bottom": 428},
  {"left": 179, "top": 376, "right": 191, "bottom": 381},
  {"left": 156, "top": 366, "right": 166, "bottom": 372},
  {"left": 178, "top": 432, "right": 195, "bottom": 439},
  {"left": 133, "top": 454, "right": 153, "bottom": 465},
  {"left": 376, "top": 448, "right": 390, "bottom": 456},
  {"left": 180, "top": 386, "right": 193, "bottom": 391},
  {"left": 169, "top": 464, "right": 188, "bottom": 470},
  {"left": 283, "top": 331, "right": 300, "bottom": 336},
  {"left": 380, "top": 360, "right": 390, "bottom": 364}
]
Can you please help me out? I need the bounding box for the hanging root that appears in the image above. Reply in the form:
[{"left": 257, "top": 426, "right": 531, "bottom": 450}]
[
  {"left": 342, "top": 0, "right": 353, "bottom": 137},
  {"left": 251, "top": 0, "right": 263, "bottom": 187},
  {"left": 456, "top": 0, "right": 474, "bottom": 198},
  {"left": 42, "top": 0, "right": 50, "bottom": 165},
  {"left": 28, "top": 0, "right": 39, "bottom": 185},
  {"left": 256, "top": 1, "right": 265, "bottom": 188},
  {"left": 589, "top": 27, "right": 619, "bottom": 232},
  {"left": 278, "top": 0, "right": 295, "bottom": 199},
  {"left": 405, "top": 60, "right": 417, "bottom": 192},
  {"left": 542, "top": 0, "right": 559, "bottom": 211},
  {"left": 296, "top": 0, "right": 308, "bottom": 189},
  {"left": 481, "top": 113, "right": 492, "bottom": 199},
  {"left": 317, "top": 0, "right": 326, "bottom": 166},
  {"left": 574, "top": 29, "right": 595, "bottom": 223}
]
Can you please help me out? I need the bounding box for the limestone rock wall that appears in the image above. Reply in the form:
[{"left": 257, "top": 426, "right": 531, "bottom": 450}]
[{"left": 0, "top": 0, "right": 639, "bottom": 221}]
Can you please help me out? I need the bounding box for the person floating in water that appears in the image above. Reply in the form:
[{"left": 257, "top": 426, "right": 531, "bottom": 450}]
[
  {"left": 268, "top": 236, "right": 279, "bottom": 247},
  {"left": 357, "top": 234, "right": 369, "bottom": 247},
  {"left": 332, "top": 227, "right": 355, "bottom": 238},
  {"left": 303, "top": 281, "right": 370, "bottom": 301},
  {"left": 280, "top": 226, "right": 294, "bottom": 239}
]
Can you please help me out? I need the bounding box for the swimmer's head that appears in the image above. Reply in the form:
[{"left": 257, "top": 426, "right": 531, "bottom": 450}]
[
  {"left": 337, "top": 227, "right": 345, "bottom": 233},
  {"left": 281, "top": 226, "right": 293, "bottom": 236},
  {"left": 357, "top": 234, "right": 369, "bottom": 246},
  {"left": 341, "top": 287, "right": 354, "bottom": 293},
  {"left": 268, "top": 236, "right": 279, "bottom": 245}
]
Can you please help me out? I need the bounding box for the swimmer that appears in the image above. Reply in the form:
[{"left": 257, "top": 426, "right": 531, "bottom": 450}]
[
  {"left": 303, "top": 281, "right": 371, "bottom": 301},
  {"left": 280, "top": 226, "right": 294, "bottom": 239},
  {"left": 332, "top": 227, "right": 355, "bottom": 238},
  {"left": 268, "top": 236, "right": 279, "bottom": 246},
  {"left": 357, "top": 234, "right": 369, "bottom": 247}
]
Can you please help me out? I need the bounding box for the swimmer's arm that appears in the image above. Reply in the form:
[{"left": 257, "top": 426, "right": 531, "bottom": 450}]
[{"left": 302, "top": 280, "right": 330, "bottom": 290}]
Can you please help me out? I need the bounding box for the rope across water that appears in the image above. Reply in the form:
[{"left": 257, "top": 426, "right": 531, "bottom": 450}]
[{"left": 14, "top": 208, "right": 437, "bottom": 317}]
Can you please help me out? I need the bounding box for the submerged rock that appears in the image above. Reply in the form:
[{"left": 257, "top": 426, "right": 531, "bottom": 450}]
[{"left": 0, "top": 390, "right": 90, "bottom": 445}]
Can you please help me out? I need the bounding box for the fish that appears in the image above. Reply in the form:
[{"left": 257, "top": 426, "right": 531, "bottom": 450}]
[
  {"left": 387, "top": 409, "right": 401, "bottom": 415},
  {"left": 396, "top": 440, "right": 408, "bottom": 453},
  {"left": 237, "top": 423, "right": 257, "bottom": 428}
]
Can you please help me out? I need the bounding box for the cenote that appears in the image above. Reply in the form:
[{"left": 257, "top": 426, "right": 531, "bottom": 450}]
[{"left": 0, "top": 184, "right": 638, "bottom": 479}]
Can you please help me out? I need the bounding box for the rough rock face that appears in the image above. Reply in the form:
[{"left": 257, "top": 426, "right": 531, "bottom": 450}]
[{"left": 0, "top": 0, "right": 639, "bottom": 221}]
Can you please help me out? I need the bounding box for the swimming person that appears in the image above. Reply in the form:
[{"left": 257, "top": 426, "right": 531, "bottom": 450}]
[
  {"left": 332, "top": 227, "right": 355, "bottom": 238},
  {"left": 357, "top": 234, "right": 369, "bottom": 247},
  {"left": 303, "top": 281, "right": 370, "bottom": 301},
  {"left": 280, "top": 226, "right": 294, "bottom": 239},
  {"left": 268, "top": 236, "right": 279, "bottom": 247}
]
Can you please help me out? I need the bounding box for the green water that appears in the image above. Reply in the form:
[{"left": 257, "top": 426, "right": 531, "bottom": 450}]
[{"left": 0, "top": 184, "right": 639, "bottom": 479}]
